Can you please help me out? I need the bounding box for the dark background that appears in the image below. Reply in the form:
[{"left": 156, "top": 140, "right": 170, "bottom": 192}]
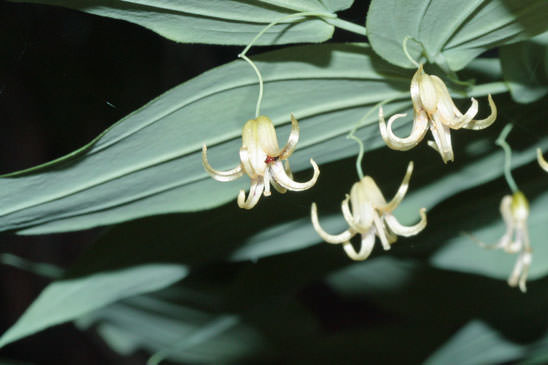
[{"left": 0, "top": 1, "right": 367, "bottom": 364}]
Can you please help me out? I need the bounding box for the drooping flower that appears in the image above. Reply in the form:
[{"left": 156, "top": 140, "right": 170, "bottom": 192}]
[
  {"left": 311, "top": 161, "right": 427, "bottom": 261},
  {"left": 202, "top": 114, "right": 319, "bottom": 209},
  {"left": 480, "top": 191, "right": 532, "bottom": 292},
  {"left": 537, "top": 148, "right": 548, "bottom": 172},
  {"left": 379, "top": 64, "right": 497, "bottom": 163}
]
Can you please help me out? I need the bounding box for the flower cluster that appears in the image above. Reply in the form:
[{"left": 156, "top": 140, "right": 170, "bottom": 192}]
[
  {"left": 379, "top": 65, "right": 497, "bottom": 163},
  {"left": 310, "top": 162, "right": 426, "bottom": 261},
  {"left": 200, "top": 57, "right": 544, "bottom": 294},
  {"left": 202, "top": 114, "right": 319, "bottom": 209}
]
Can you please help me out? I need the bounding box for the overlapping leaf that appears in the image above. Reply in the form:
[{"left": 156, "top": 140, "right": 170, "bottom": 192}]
[
  {"left": 10, "top": 0, "right": 353, "bottom": 45},
  {"left": 0, "top": 264, "right": 189, "bottom": 348},
  {"left": 79, "top": 297, "right": 262, "bottom": 364},
  {"left": 0, "top": 43, "right": 413, "bottom": 234},
  {"left": 367, "top": 0, "right": 548, "bottom": 70}
]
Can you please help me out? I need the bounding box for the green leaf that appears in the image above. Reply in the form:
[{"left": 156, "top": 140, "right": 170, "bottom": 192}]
[
  {"left": 424, "top": 320, "right": 524, "bottom": 365},
  {"left": 501, "top": 31, "right": 548, "bottom": 103},
  {"left": 230, "top": 215, "right": 346, "bottom": 262},
  {"left": 79, "top": 295, "right": 268, "bottom": 363},
  {"left": 0, "top": 264, "right": 188, "bottom": 348},
  {"left": 0, "top": 43, "right": 412, "bottom": 234},
  {"left": 367, "top": 0, "right": 548, "bottom": 70},
  {"left": 9, "top": 0, "right": 352, "bottom": 45}
]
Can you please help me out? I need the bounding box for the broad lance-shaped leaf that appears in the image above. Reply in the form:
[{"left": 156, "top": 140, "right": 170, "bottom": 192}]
[
  {"left": 9, "top": 0, "right": 353, "bottom": 45},
  {"left": 0, "top": 264, "right": 189, "bottom": 348},
  {"left": 367, "top": 0, "right": 548, "bottom": 70},
  {"left": 500, "top": 30, "right": 548, "bottom": 104},
  {"left": 0, "top": 43, "right": 411, "bottom": 234}
]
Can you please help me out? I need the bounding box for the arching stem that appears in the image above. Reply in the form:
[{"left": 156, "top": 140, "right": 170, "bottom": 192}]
[
  {"left": 495, "top": 124, "right": 519, "bottom": 193},
  {"left": 402, "top": 36, "right": 421, "bottom": 68},
  {"left": 347, "top": 97, "right": 399, "bottom": 179},
  {"left": 238, "top": 54, "right": 264, "bottom": 118},
  {"left": 238, "top": 11, "right": 336, "bottom": 117}
]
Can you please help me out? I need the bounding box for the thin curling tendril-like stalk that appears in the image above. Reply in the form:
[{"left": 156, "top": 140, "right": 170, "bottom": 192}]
[
  {"left": 238, "top": 54, "right": 264, "bottom": 118},
  {"left": 347, "top": 97, "right": 398, "bottom": 179},
  {"left": 402, "top": 35, "right": 422, "bottom": 68},
  {"left": 238, "top": 11, "right": 337, "bottom": 117},
  {"left": 496, "top": 123, "right": 519, "bottom": 193}
]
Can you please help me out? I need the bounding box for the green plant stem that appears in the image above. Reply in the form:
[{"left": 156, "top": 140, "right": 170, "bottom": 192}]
[
  {"left": 348, "top": 134, "right": 365, "bottom": 180},
  {"left": 347, "top": 97, "right": 399, "bottom": 179},
  {"left": 326, "top": 17, "right": 366, "bottom": 36},
  {"left": 238, "top": 54, "right": 264, "bottom": 118},
  {"left": 495, "top": 124, "right": 519, "bottom": 193},
  {"left": 402, "top": 36, "right": 421, "bottom": 68},
  {"left": 239, "top": 11, "right": 336, "bottom": 117}
]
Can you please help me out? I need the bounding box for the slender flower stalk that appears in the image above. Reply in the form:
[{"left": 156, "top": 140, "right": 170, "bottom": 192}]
[{"left": 203, "top": 115, "right": 319, "bottom": 209}]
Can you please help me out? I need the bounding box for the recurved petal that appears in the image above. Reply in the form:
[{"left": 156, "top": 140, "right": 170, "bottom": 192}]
[
  {"left": 410, "top": 66, "right": 422, "bottom": 109},
  {"left": 379, "top": 108, "right": 429, "bottom": 151},
  {"left": 381, "top": 161, "right": 414, "bottom": 213},
  {"left": 263, "top": 168, "right": 272, "bottom": 196},
  {"left": 500, "top": 195, "right": 513, "bottom": 227},
  {"left": 342, "top": 194, "right": 371, "bottom": 232},
  {"left": 278, "top": 114, "right": 300, "bottom": 160},
  {"left": 271, "top": 159, "right": 319, "bottom": 191},
  {"left": 537, "top": 148, "right": 548, "bottom": 172},
  {"left": 311, "top": 203, "right": 355, "bottom": 244},
  {"left": 384, "top": 208, "right": 427, "bottom": 237},
  {"left": 341, "top": 194, "right": 373, "bottom": 233},
  {"left": 508, "top": 251, "right": 532, "bottom": 293},
  {"left": 373, "top": 214, "right": 392, "bottom": 251},
  {"left": 462, "top": 94, "right": 497, "bottom": 130},
  {"left": 428, "top": 118, "right": 454, "bottom": 163},
  {"left": 237, "top": 179, "right": 265, "bottom": 210},
  {"left": 239, "top": 147, "right": 256, "bottom": 178},
  {"left": 417, "top": 67, "right": 439, "bottom": 114},
  {"left": 270, "top": 177, "right": 287, "bottom": 194},
  {"left": 342, "top": 230, "right": 376, "bottom": 261},
  {"left": 202, "top": 145, "right": 243, "bottom": 182},
  {"left": 446, "top": 98, "right": 478, "bottom": 129}
]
